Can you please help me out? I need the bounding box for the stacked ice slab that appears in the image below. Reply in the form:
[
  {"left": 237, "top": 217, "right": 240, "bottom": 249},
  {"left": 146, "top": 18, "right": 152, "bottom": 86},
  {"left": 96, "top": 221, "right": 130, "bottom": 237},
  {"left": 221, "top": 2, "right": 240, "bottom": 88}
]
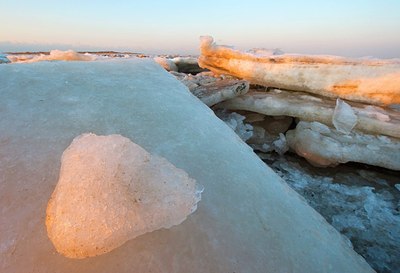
[
  {"left": 199, "top": 36, "right": 400, "bottom": 170},
  {"left": 0, "top": 59, "right": 374, "bottom": 272}
]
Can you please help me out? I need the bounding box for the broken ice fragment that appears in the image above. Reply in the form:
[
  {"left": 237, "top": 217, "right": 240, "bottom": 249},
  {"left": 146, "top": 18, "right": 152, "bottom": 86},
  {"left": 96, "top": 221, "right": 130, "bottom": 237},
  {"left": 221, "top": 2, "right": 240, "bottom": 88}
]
[
  {"left": 154, "top": 57, "right": 178, "bottom": 72},
  {"left": 332, "top": 99, "right": 358, "bottom": 134},
  {"left": 46, "top": 133, "right": 202, "bottom": 259},
  {"left": 286, "top": 121, "right": 400, "bottom": 170}
]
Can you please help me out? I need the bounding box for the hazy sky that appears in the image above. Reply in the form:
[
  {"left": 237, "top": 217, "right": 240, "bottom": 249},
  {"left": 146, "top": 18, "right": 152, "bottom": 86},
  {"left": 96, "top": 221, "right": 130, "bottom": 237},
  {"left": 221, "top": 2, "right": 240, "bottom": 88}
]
[{"left": 1, "top": 0, "right": 400, "bottom": 57}]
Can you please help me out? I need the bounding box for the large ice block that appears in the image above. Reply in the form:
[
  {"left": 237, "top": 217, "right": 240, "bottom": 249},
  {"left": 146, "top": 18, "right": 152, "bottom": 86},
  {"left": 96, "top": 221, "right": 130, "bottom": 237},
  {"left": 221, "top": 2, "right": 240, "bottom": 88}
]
[
  {"left": 199, "top": 36, "right": 400, "bottom": 106},
  {"left": 0, "top": 59, "right": 374, "bottom": 272}
]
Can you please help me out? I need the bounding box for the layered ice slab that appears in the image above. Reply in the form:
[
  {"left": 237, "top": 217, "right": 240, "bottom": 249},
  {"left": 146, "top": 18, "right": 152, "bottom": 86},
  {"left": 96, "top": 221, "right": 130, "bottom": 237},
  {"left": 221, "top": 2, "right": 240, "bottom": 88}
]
[
  {"left": 199, "top": 36, "right": 400, "bottom": 105},
  {"left": 0, "top": 59, "right": 373, "bottom": 273},
  {"left": 286, "top": 121, "right": 400, "bottom": 170},
  {"left": 172, "top": 71, "right": 249, "bottom": 106},
  {"left": 218, "top": 89, "right": 400, "bottom": 138},
  {"left": 46, "top": 133, "right": 201, "bottom": 259}
]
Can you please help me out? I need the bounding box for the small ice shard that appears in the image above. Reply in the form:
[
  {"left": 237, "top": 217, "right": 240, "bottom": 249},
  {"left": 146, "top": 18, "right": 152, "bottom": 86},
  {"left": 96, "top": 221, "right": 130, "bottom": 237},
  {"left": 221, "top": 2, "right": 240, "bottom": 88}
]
[
  {"left": 46, "top": 133, "right": 202, "bottom": 259},
  {"left": 272, "top": 133, "right": 289, "bottom": 155},
  {"left": 154, "top": 57, "right": 178, "bottom": 72},
  {"left": 332, "top": 99, "right": 358, "bottom": 134},
  {"left": 199, "top": 36, "right": 400, "bottom": 105},
  {"left": 286, "top": 121, "right": 400, "bottom": 170},
  {"left": 7, "top": 50, "right": 96, "bottom": 63}
]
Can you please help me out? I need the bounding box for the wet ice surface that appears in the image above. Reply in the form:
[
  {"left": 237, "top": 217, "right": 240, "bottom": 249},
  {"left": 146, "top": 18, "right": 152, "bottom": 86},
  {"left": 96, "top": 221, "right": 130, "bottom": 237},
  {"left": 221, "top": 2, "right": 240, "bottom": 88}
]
[{"left": 262, "top": 153, "right": 400, "bottom": 273}]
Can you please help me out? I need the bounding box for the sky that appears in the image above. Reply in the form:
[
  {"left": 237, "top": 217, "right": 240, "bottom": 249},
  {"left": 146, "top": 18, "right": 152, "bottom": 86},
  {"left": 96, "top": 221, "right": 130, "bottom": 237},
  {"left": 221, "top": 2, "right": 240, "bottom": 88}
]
[{"left": 1, "top": 0, "right": 400, "bottom": 58}]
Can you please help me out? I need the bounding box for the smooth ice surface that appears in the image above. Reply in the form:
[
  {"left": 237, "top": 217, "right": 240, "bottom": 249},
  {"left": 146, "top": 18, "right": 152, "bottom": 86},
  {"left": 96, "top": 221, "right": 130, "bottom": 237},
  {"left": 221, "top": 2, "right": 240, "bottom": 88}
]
[
  {"left": 0, "top": 59, "right": 374, "bottom": 273},
  {"left": 287, "top": 121, "right": 400, "bottom": 170},
  {"left": 218, "top": 89, "right": 400, "bottom": 138},
  {"left": 46, "top": 133, "right": 201, "bottom": 259},
  {"left": 199, "top": 36, "right": 400, "bottom": 105}
]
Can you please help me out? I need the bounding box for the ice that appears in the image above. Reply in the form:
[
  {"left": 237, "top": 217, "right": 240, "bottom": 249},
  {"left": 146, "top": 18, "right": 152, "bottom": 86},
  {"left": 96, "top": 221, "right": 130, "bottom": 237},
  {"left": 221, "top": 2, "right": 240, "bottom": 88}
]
[
  {"left": 171, "top": 72, "right": 249, "bottom": 106},
  {"left": 269, "top": 155, "right": 400, "bottom": 273},
  {"left": 215, "top": 111, "right": 253, "bottom": 141},
  {"left": 332, "top": 98, "right": 358, "bottom": 134},
  {"left": 243, "top": 114, "right": 292, "bottom": 154},
  {"left": 272, "top": 133, "right": 289, "bottom": 155},
  {"left": 154, "top": 57, "right": 178, "bottom": 72},
  {"left": 199, "top": 36, "right": 400, "bottom": 105},
  {"left": 286, "top": 121, "right": 400, "bottom": 170},
  {"left": 246, "top": 48, "right": 284, "bottom": 57},
  {"left": 0, "top": 59, "right": 373, "bottom": 272},
  {"left": 364, "top": 105, "right": 391, "bottom": 122},
  {"left": 218, "top": 89, "right": 400, "bottom": 138},
  {"left": 171, "top": 57, "right": 205, "bottom": 74},
  {"left": 46, "top": 133, "right": 201, "bottom": 259},
  {"left": 0, "top": 54, "right": 10, "bottom": 64},
  {"left": 6, "top": 50, "right": 96, "bottom": 63}
]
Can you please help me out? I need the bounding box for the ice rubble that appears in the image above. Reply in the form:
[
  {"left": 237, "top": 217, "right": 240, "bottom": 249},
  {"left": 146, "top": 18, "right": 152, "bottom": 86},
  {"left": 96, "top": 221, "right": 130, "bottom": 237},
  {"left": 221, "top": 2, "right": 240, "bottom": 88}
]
[
  {"left": 6, "top": 50, "right": 96, "bottom": 63},
  {"left": 216, "top": 110, "right": 291, "bottom": 154},
  {"left": 286, "top": 121, "right": 400, "bottom": 170},
  {"left": 218, "top": 89, "right": 400, "bottom": 138},
  {"left": 46, "top": 133, "right": 201, "bottom": 259},
  {"left": 269, "top": 155, "right": 400, "bottom": 273},
  {"left": 199, "top": 36, "right": 400, "bottom": 105},
  {"left": 0, "top": 59, "right": 373, "bottom": 272}
]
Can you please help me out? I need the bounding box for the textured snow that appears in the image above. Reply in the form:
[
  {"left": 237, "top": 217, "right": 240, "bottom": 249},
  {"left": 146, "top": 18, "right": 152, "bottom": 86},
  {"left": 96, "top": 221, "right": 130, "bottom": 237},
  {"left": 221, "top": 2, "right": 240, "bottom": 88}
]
[
  {"left": 286, "top": 121, "right": 400, "bottom": 170},
  {"left": 46, "top": 133, "right": 201, "bottom": 259},
  {"left": 199, "top": 36, "right": 400, "bottom": 105},
  {"left": 0, "top": 59, "right": 373, "bottom": 273},
  {"left": 218, "top": 89, "right": 400, "bottom": 138},
  {"left": 6, "top": 50, "right": 96, "bottom": 63},
  {"left": 332, "top": 99, "right": 358, "bottom": 134}
]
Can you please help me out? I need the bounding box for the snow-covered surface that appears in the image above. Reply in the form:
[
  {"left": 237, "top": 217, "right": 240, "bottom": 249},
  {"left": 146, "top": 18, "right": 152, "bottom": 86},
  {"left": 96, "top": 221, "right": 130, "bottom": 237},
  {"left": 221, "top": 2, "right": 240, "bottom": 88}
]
[
  {"left": 218, "top": 89, "right": 400, "bottom": 138},
  {"left": 0, "top": 59, "right": 373, "bottom": 272},
  {"left": 6, "top": 50, "right": 96, "bottom": 63},
  {"left": 286, "top": 121, "right": 400, "bottom": 170},
  {"left": 199, "top": 36, "right": 400, "bottom": 105},
  {"left": 46, "top": 133, "right": 201, "bottom": 259},
  {"left": 267, "top": 154, "right": 400, "bottom": 273}
]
